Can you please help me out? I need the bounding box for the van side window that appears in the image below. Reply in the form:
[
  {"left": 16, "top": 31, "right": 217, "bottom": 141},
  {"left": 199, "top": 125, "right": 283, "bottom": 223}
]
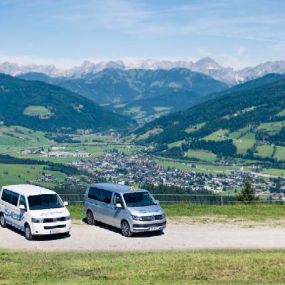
[
  {"left": 1, "top": 189, "right": 19, "bottom": 206},
  {"left": 19, "top": 195, "right": 27, "bottom": 209},
  {"left": 99, "top": 189, "right": 112, "bottom": 204},
  {"left": 88, "top": 187, "right": 100, "bottom": 201},
  {"left": 113, "top": 193, "right": 123, "bottom": 205},
  {"left": 1, "top": 189, "right": 10, "bottom": 203},
  {"left": 88, "top": 187, "right": 112, "bottom": 204},
  {"left": 10, "top": 191, "right": 19, "bottom": 206}
]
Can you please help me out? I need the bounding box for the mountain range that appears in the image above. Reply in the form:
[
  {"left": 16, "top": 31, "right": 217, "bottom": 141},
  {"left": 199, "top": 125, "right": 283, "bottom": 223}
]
[
  {"left": 2, "top": 57, "right": 285, "bottom": 85},
  {"left": 2, "top": 66, "right": 285, "bottom": 162},
  {"left": 18, "top": 68, "right": 228, "bottom": 124},
  {"left": 0, "top": 74, "right": 133, "bottom": 132}
]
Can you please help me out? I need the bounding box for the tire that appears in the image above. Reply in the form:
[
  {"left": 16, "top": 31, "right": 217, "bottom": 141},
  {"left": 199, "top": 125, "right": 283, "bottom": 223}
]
[
  {"left": 86, "top": 210, "right": 95, "bottom": 225},
  {"left": 121, "top": 220, "right": 132, "bottom": 237},
  {"left": 0, "top": 213, "right": 6, "bottom": 228},
  {"left": 24, "top": 224, "right": 34, "bottom": 241}
]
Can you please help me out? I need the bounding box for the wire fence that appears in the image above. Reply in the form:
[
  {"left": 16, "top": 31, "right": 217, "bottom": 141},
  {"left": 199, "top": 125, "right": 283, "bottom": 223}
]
[{"left": 57, "top": 193, "right": 285, "bottom": 205}]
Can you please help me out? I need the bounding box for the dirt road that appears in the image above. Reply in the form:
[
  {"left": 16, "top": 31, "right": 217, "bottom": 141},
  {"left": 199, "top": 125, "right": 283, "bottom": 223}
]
[{"left": 1, "top": 221, "right": 285, "bottom": 251}]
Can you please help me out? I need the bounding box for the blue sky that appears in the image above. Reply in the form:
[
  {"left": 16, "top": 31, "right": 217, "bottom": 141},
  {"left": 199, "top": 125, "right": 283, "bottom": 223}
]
[{"left": 0, "top": 0, "right": 284, "bottom": 69}]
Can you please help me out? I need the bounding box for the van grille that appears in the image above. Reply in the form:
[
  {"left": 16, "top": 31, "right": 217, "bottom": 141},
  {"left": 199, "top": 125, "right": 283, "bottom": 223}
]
[
  {"left": 140, "top": 215, "right": 164, "bottom": 221},
  {"left": 44, "top": 225, "right": 66, "bottom": 230},
  {"left": 43, "top": 217, "right": 69, "bottom": 223}
]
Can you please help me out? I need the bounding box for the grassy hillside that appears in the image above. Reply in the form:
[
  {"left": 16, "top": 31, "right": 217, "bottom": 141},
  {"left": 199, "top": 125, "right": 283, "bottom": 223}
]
[
  {"left": 134, "top": 76, "right": 285, "bottom": 162},
  {"left": 0, "top": 74, "right": 134, "bottom": 132}
]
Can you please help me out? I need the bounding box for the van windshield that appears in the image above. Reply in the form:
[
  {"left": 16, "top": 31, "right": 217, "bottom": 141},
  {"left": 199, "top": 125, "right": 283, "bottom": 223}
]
[
  {"left": 123, "top": 192, "right": 156, "bottom": 207},
  {"left": 28, "top": 194, "right": 63, "bottom": 210}
]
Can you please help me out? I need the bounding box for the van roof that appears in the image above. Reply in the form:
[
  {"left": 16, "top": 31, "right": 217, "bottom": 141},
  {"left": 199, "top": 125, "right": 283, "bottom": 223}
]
[
  {"left": 91, "top": 183, "right": 148, "bottom": 194},
  {"left": 2, "top": 184, "right": 56, "bottom": 196}
]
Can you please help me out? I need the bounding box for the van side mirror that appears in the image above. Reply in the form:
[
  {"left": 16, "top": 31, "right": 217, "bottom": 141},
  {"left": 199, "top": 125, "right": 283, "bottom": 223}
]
[
  {"left": 19, "top": 205, "right": 26, "bottom": 211},
  {"left": 115, "top": 203, "right": 123, "bottom": 209},
  {"left": 155, "top": 200, "right": 160, "bottom": 205},
  {"left": 63, "top": 201, "right": 69, "bottom": 206}
]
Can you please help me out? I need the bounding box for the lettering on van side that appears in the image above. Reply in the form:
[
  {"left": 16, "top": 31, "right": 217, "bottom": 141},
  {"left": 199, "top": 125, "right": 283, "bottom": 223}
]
[{"left": 4, "top": 208, "right": 25, "bottom": 221}]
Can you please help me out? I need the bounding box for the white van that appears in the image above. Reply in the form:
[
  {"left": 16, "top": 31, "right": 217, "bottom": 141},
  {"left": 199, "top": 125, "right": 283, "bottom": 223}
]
[{"left": 0, "top": 184, "right": 71, "bottom": 240}]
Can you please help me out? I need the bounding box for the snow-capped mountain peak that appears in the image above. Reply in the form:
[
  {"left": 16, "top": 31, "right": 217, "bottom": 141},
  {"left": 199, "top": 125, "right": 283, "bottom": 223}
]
[
  {"left": 0, "top": 58, "right": 285, "bottom": 85},
  {"left": 193, "top": 57, "right": 222, "bottom": 70},
  {"left": 0, "top": 62, "right": 59, "bottom": 77}
]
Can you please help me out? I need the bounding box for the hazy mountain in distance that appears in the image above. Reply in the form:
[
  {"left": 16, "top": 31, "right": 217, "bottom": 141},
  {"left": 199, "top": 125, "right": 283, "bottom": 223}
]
[
  {"left": 0, "top": 62, "right": 59, "bottom": 77},
  {"left": 18, "top": 68, "right": 229, "bottom": 105}
]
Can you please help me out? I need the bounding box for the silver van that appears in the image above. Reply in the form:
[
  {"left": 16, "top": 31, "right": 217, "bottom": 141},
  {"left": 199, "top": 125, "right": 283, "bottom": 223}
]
[{"left": 84, "top": 183, "right": 166, "bottom": 237}]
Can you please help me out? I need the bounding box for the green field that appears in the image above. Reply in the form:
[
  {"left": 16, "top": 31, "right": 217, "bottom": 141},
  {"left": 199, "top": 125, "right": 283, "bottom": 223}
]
[
  {"left": 228, "top": 126, "right": 251, "bottom": 140},
  {"left": 23, "top": 105, "right": 54, "bottom": 119},
  {"left": 257, "top": 121, "right": 285, "bottom": 135},
  {"left": 276, "top": 108, "right": 285, "bottom": 117},
  {"left": 185, "top": 122, "right": 206, "bottom": 133},
  {"left": 261, "top": 168, "right": 285, "bottom": 176},
  {"left": 255, "top": 144, "right": 274, "bottom": 158},
  {"left": 0, "top": 125, "right": 50, "bottom": 154},
  {"left": 135, "top": 127, "right": 163, "bottom": 141},
  {"left": 0, "top": 163, "right": 66, "bottom": 188},
  {"left": 184, "top": 149, "right": 217, "bottom": 163},
  {"left": 168, "top": 140, "right": 184, "bottom": 149},
  {"left": 71, "top": 133, "right": 119, "bottom": 144},
  {"left": 155, "top": 158, "right": 246, "bottom": 174},
  {"left": 203, "top": 129, "right": 228, "bottom": 142},
  {"left": 232, "top": 132, "right": 256, "bottom": 154},
  {"left": 1, "top": 250, "right": 285, "bottom": 285},
  {"left": 274, "top": 146, "right": 285, "bottom": 161}
]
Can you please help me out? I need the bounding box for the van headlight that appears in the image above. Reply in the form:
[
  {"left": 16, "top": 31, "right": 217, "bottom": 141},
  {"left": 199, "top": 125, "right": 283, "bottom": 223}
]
[
  {"left": 64, "top": 216, "right": 71, "bottom": 221},
  {"left": 131, "top": 215, "right": 143, "bottom": 221},
  {"left": 32, "top": 218, "right": 44, "bottom": 223}
]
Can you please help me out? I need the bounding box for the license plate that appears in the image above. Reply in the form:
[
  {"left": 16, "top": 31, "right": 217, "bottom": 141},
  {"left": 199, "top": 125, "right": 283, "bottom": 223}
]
[
  {"left": 149, "top": 227, "right": 159, "bottom": 231},
  {"left": 50, "top": 229, "right": 61, "bottom": 234}
]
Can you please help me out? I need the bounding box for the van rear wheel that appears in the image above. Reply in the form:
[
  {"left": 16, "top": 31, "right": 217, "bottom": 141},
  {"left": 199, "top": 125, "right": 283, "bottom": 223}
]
[
  {"left": 24, "top": 224, "right": 34, "bottom": 241},
  {"left": 121, "top": 220, "right": 132, "bottom": 237},
  {"left": 0, "top": 214, "right": 6, "bottom": 228},
  {"left": 87, "top": 210, "right": 95, "bottom": 225}
]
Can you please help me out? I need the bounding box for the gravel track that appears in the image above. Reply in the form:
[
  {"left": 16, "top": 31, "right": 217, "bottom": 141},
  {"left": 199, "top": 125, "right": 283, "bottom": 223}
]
[{"left": 1, "top": 222, "right": 285, "bottom": 251}]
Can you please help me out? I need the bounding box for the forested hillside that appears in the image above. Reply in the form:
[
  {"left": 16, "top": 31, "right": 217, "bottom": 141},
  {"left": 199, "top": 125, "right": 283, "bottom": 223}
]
[
  {"left": 0, "top": 74, "right": 134, "bottom": 132},
  {"left": 134, "top": 76, "right": 285, "bottom": 162}
]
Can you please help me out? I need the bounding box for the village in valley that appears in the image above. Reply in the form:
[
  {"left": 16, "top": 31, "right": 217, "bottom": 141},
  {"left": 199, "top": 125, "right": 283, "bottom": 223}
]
[{"left": 18, "top": 143, "right": 285, "bottom": 200}]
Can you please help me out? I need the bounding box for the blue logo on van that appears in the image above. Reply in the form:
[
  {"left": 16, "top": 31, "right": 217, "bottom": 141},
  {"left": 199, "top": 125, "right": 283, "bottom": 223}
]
[{"left": 4, "top": 209, "right": 24, "bottom": 221}]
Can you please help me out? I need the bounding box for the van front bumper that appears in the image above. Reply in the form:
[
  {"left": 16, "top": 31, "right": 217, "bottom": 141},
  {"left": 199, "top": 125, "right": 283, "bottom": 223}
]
[
  {"left": 31, "top": 220, "right": 71, "bottom": 236},
  {"left": 131, "top": 220, "right": 166, "bottom": 232}
]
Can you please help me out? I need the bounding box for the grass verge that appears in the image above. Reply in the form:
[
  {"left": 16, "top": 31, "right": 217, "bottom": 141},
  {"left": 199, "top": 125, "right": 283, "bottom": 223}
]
[
  {"left": 68, "top": 203, "right": 285, "bottom": 223},
  {"left": 1, "top": 250, "right": 285, "bottom": 284}
]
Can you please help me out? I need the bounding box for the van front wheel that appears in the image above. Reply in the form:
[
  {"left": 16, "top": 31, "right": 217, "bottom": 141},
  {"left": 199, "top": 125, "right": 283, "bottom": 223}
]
[
  {"left": 24, "top": 224, "right": 34, "bottom": 241},
  {"left": 87, "top": 210, "right": 95, "bottom": 225},
  {"left": 121, "top": 220, "right": 132, "bottom": 237},
  {"left": 0, "top": 214, "right": 6, "bottom": 228}
]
